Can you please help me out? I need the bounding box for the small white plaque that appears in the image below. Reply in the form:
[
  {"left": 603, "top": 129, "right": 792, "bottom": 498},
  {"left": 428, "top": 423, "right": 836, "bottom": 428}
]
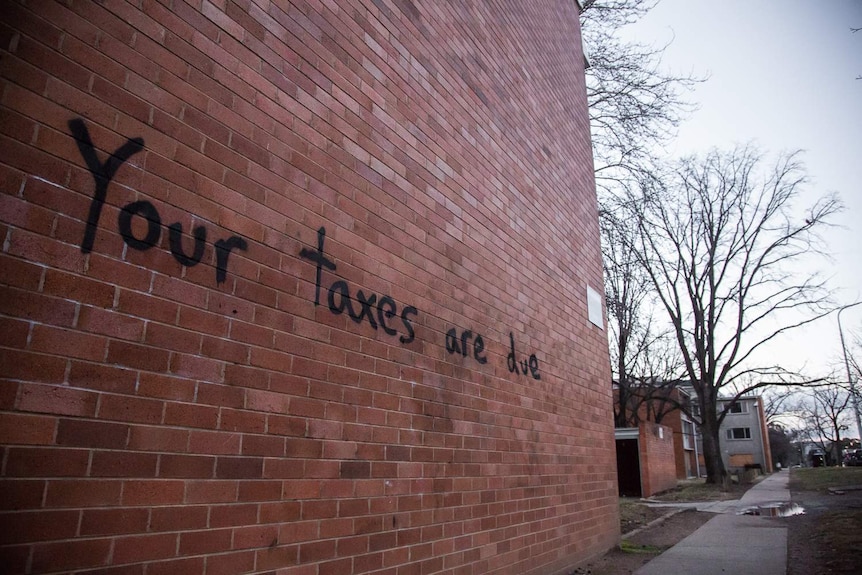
[{"left": 587, "top": 285, "right": 603, "bottom": 329}]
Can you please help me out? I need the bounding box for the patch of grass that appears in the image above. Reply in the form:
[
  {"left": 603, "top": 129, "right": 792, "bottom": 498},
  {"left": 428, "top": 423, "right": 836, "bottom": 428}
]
[
  {"left": 649, "top": 478, "right": 752, "bottom": 502},
  {"left": 790, "top": 467, "right": 862, "bottom": 491},
  {"left": 619, "top": 540, "right": 664, "bottom": 554}
]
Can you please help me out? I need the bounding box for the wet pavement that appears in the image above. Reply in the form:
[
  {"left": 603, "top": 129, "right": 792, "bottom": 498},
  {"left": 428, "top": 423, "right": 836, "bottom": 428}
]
[
  {"left": 738, "top": 501, "right": 805, "bottom": 517},
  {"left": 634, "top": 470, "right": 791, "bottom": 575}
]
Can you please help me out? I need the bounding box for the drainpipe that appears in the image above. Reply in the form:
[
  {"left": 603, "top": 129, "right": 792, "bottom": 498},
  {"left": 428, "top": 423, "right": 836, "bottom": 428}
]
[{"left": 692, "top": 420, "right": 700, "bottom": 478}]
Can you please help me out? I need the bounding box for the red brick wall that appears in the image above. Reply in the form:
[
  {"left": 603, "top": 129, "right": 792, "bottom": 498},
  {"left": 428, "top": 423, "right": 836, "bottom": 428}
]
[
  {"left": 638, "top": 423, "right": 676, "bottom": 497},
  {"left": 0, "top": 1, "right": 616, "bottom": 574}
]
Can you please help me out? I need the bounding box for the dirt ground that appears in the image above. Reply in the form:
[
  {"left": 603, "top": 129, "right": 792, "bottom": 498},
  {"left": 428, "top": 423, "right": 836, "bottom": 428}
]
[
  {"left": 569, "top": 472, "right": 862, "bottom": 575},
  {"left": 784, "top": 488, "right": 862, "bottom": 575},
  {"left": 570, "top": 508, "right": 713, "bottom": 575}
]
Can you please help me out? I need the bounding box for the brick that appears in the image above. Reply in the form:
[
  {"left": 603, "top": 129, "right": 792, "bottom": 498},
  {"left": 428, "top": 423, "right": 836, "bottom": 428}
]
[
  {"left": 281, "top": 481, "right": 321, "bottom": 504},
  {"left": 197, "top": 382, "right": 245, "bottom": 408},
  {"left": 57, "top": 418, "right": 128, "bottom": 449},
  {"left": 91, "top": 451, "right": 158, "bottom": 477},
  {"left": 159, "top": 454, "right": 216, "bottom": 478},
  {"left": 117, "top": 289, "right": 179, "bottom": 324},
  {"left": 209, "top": 502, "right": 258, "bottom": 527},
  {"left": 163, "top": 401, "right": 219, "bottom": 429},
  {"left": 169, "top": 352, "right": 225, "bottom": 382},
  {"left": 188, "top": 430, "right": 241, "bottom": 455},
  {"left": 219, "top": 408, "right": 266, "bottom": 433},
  {"left": 0, "top": 348, "right": 67, "bottom": 384},
  {"left": 30, "top": 538, "right": 111, "bottom": 572},
  {"left": 97, "top": 393, "right": 164, "bottom": 424},
  {"left": 184, "top": 480, "right": 238, "bottom": 504},
  {"left": 179, "top": 527, "right": 232, "bottom": 555},
  {"left": 237, "top": 479, "right": 282, "bottom": 502},
  {"left": 80, "top": 507, "right": 150, "bottom": 536},
  {"left": 203, "top": 549, "right": 256, "bottom": 575},
  {"left": 122, "top": 479, "right": 186, "bottom": 506},
  {"left": 299, "top": 539, "right": 337, "bottom": 563},
  {"left": 0, "top": 317, "right": 30, "bottom": 350},
  {"left": 150, "top": 505, "right": 209, "bottom": 532},
  {"left": 17, "top": 382, "right": 99, "bottom": 417},
  {"left": 106, "top": 341, "right": 171, "bottom": 372},
  {"left": 136, "top": 372, "right": 197, "bottom": 401},
  {"left": 233, "top": 524, "right": 279, "bottom": 550},
  {"left": 0, "top": 254, "right": 44, "bottom": 290},
  {"left": 259, "top": 500, "right": 302, "bottom": 524},
  {"left": 201, "top": 334, "right": 250, "bottom": 363},
  {"left": 0, "top": 509, "right": 79, "bottom": 544},
  {"left": 148, "top": 557, "right": 207, "bottom": 575},
  {"left": 215, "top": 456, "right": 263, "bottom": 479},
  {"left": 5, "top": 447, "right": 89, "bottom": 477},
  {"left": 45, "top": 479, "right": 122, "bottom": 507},
  {"left": 68, "top": 361, "right": 137, "bottom": 393},
  {"left": 0, "top": 544, "right": 30, "bottom": 574},
  {"left": 0, "top": 479, "right": 46, "bottom": 510},
  {"left": 255, "top": 543, "right": 301, "bottom": 570},
  {"left": 5, "top": 226, "right": 82, "bottom": 274},
  {"left": 127, "top": 425, "right": 189, "bottom": 452},
  {"left": 0, "top": 413, "right": 56, "bottom": 445},
  {"left": 241, "top": 433, "right": 285, "bottom": 456},
  {"left": 42, "top": 268, "right": 114, "bottom": 307},
  {"left": 112, "top": 532, "right": 179, "bottom": 564},
  {"left": 77, "top": 306, "right": 146, "bottom": 341}
]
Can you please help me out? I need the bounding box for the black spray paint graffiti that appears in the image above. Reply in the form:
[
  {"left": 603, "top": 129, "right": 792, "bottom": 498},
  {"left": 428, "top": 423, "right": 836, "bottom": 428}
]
[
  {"left": 300, "top": 227, "right": 540, "bottom": 379},
  {"left": 507, "top": 332, "right": 540, "bottom": 380},
  {"left": 300, "top": 227, "right": 418, "bottom": 344},
  {"left": 445, "top": 328, "right": 487, "bottom": 364},
  {"left": 67, "top": 119, "right": 539, "bottom": 378},
  {"left": 69, "top": 119, "right": 247, "bottom": 284}
]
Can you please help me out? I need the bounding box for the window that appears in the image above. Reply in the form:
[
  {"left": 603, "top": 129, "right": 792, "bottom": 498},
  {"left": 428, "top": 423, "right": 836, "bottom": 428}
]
[
  {"left": 727, "top": 402, "right": 748, "bottom": 414},
  {"left": 726, "top": 427, "right": 751, "bottom": 440},
  {"left": 682, "top": 421, "right": 694, "bottom": 450}
]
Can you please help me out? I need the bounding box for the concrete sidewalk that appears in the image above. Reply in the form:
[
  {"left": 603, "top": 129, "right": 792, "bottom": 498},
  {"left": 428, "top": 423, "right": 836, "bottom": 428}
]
[{"left": 634, "top": 470, "right": 790, "bottom": 575}]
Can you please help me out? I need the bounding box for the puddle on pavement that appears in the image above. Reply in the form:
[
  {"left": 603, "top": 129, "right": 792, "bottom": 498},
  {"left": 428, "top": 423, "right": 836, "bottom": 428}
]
[{"left": 737, "top": 502, "right": 805, "bottom": 517}]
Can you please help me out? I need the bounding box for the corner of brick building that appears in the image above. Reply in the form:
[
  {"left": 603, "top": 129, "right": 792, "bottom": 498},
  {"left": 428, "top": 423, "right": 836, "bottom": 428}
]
[
  {"left": 0, "top": 1, "right": 617, "bottom": 573},
  {"left": 638, "top": 422, "right": 678, "bottom": 498}
]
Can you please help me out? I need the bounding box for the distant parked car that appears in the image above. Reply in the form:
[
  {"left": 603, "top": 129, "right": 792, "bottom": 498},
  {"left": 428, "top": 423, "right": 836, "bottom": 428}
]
[{"left": 843, "top": 449, "right": 862, "bottom": 466}]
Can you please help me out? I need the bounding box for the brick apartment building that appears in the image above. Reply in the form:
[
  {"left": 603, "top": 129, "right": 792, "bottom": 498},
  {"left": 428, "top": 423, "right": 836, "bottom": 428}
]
[
  {"left": 613, "top": 383, "right": 699, "bottom": 481},
  {"left": 0, "top": 1, "right": 618, "bottom": 574}
]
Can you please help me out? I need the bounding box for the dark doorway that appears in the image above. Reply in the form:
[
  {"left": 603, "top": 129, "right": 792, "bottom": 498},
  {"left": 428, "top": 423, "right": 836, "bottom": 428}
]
[{"left": 616, "top": 438, "right": 641, "bottom": 497}]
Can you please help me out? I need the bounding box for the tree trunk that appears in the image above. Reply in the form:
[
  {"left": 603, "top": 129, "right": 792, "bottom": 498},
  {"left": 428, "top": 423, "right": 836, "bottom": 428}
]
[
  {"left": 699, "top": 394, "right": 727, "bottom": 485},
  {"left": 701, "top": 424, "right": 727, "bottom": 486}
]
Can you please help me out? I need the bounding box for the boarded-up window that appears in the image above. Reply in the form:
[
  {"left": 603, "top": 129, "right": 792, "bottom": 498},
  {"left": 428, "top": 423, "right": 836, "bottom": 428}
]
[{"left": 729, "top": 453, "right": 755, "bottom": 467}]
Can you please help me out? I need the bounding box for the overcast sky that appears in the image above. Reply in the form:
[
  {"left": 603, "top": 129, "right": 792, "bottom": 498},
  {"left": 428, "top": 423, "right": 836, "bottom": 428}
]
[{"left": 618, "top": 0, "right": 862, "bottom": 377}]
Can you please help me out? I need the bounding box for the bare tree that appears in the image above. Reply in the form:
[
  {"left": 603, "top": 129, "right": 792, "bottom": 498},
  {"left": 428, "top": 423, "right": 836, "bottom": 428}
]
[
  {"left": 580, "top": 0, "right": 702, "bottom": 195},
  {"left": 623, "top": 146, "right": 842, "bottom": 483},
  {"left": 762, "top": 388, "right": 797, "bottom": 426},
  {"left": 794, "top": 385, "right": 853, "bottom": 465},
  {"left": 603, "top": 205, "right": 685, "bottom": 427}
]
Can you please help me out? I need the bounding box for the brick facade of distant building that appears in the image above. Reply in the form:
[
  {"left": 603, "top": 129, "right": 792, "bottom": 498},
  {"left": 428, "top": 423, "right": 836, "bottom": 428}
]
[
  {"left": 638, "top": 423, "right": 677, "bottom": 497},
  {"left": 0, "top": 1, "right": 616, "bottom": 574}
]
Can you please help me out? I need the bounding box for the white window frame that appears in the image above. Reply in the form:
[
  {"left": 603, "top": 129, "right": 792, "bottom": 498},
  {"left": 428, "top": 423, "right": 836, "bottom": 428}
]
[
  {"left": 682, "top": 421, "right": 694, "bottom": 450},
  {"left": 727, "top": 402, "right": 748, "bottom": 414},
  {"left": 725, "top": 427, "right": 752, "bottom": 440}
]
